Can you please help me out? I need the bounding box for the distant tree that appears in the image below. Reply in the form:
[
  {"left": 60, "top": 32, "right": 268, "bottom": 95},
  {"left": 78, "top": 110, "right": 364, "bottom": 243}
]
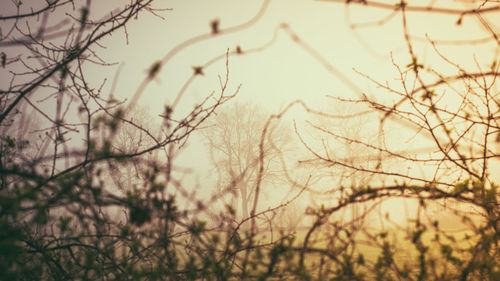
[
  {"left": 204, "top": 103, "right": 295, "bottom": 225},
  {"left": 106, "top": 105, "right": 159, "bottom": 191}
]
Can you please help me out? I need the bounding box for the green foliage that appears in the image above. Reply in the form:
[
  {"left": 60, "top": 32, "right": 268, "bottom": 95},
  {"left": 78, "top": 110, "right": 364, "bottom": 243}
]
[{"left": 127, "top": 190, "right": 152, "bottom": 226}]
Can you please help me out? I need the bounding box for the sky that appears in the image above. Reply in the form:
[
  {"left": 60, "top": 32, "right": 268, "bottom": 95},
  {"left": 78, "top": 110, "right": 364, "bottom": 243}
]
[
  {"left": 100, "top": 1, "right": 496, "bottom": 161},
  {"left": 106, "top": 0, "right": 498, "bottom": 227},
  {"left": 1, "top": 0, "right": 498, "bottom": 228},
  {"left": 101, "top": 0, "right": 497, "bottom": 112},
  {"left": 2, "top": 0, "right": 497, "bottom": 115},
  {"left": 91, "top": 0, "right": 499, "bottom": 165},
  {"left": 3, "top": 0, "right": 495, "bottom": 124}
]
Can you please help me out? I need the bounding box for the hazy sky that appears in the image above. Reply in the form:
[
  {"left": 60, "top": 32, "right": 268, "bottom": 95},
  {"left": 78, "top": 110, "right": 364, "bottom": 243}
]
[
  {"left": 94, "top": 0, "right": 499, "bottom": 212},
  {"left": 2, "top": 0, "right": 496, "bottom": 119},
  {"left": 1, "top": 0, "right": 497, "bottom": 226},
  {"left": 97, "top": 2, "right": 492, "bottom": 140}
]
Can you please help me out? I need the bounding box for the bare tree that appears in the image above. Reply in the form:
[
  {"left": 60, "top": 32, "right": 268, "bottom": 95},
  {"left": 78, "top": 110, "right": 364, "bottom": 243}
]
[{"left": 204, "top": 102, "right": 294, "bottom": 225}]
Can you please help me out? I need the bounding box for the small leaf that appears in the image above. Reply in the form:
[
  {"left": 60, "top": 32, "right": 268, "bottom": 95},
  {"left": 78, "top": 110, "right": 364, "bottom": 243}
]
[
  {"left": 357, "top": 254, "right": 365, "bottom": 265},
  {"left": 1, "top": 52, "right": 6, "bottom": 68},
  {"left": 80, "top": 7, "right": 89, "bottom": 25},
  {"left": 5, "top": 136, "right": 15, "bottom": 148},
  {"left": 421, "top": 90, "right": 435, "bottom": 101},
  {"left": 59, "top": 216, "right": 73, "bottom": 232},
  {"left": 149, "top": 61, "right": 162, "bottom": 78},
  {"left": 210, "top": 19, "right": 219, "bottom": 34},
  {"left": 192, "top": 66, "right": 204, "bottom": 76}
]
